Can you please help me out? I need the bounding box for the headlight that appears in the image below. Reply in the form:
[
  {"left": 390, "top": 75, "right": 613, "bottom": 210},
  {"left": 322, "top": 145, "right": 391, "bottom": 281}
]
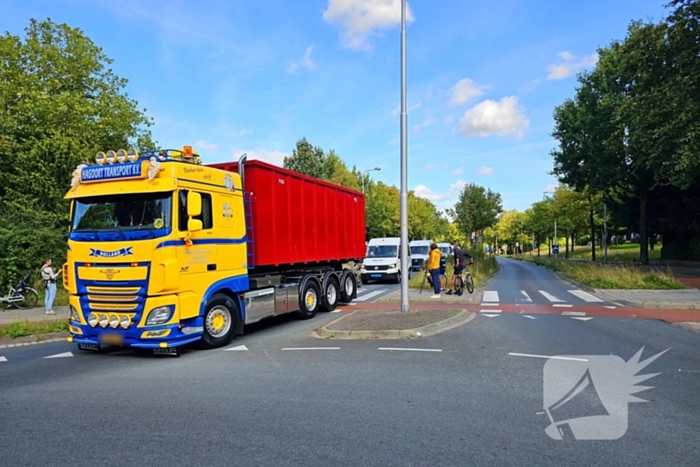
[
  {"left": 70, "top": 306, "right": 80, "bottom": 323},
  {"left": 99, "top": 314, "right": 108, "bottom": 328},
  {"left": 390, "top": 264, "right": 397, "bottom": 268},
  {"left": 88, "top": 313, "right": 98, "bottom": 327},
  {"left": 120, "top": 315, "right": 131, "bottom": 329},
  {"left": 146, "top": 306, "right": 172, "bottom": 326},
  {"left": 109, "top": 314, "right": 119, "bottom": 329}
]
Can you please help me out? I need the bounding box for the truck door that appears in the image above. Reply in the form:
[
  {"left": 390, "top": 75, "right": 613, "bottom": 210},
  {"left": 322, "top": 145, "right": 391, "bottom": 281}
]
[{"left": 176, "top": 189, "right": 219, "bottom": 276}]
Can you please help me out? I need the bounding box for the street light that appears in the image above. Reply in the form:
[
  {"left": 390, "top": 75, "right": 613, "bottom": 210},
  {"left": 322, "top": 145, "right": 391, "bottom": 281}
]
[{"left": 361, "top": 167, "right": 381, "bottom": 193}]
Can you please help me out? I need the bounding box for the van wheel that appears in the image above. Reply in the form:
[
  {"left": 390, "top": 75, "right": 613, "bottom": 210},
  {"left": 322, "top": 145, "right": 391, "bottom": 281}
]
[
  {"left": 201, "top": 294, "right": 238, "bottom": 349},
  {"left": 395, "top": 271, "right": 401, "bottom": 284},
  {"left": 340, "top": 270, "right": 357, "bottom": 302},
  {"left": 298, "top": 280, "right": 320, "bottom": 319},
  {"left": 321, "top": 276, "right": 340, "bottom": 312}
]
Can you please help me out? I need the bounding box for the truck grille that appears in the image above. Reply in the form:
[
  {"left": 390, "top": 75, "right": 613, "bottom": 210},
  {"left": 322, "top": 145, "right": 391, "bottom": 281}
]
[
  {"left": 367, "top": 265, "right": 391, "bottom": 271},
  {"left": 86, "top": 286, "right": 142, "bottom": 295}
]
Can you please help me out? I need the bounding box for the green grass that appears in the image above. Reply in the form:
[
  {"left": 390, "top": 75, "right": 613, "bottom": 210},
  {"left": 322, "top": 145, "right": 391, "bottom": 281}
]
[
  {"left": 0, "top": 320, "right": 69, "bottom": 339},
  {"left": 567, "top": 243, "right": 662, "bottom": 262},
  {"left": 409, "top": 254, "right": 499, "bottom": 290},
  {"left": 525, "top": 256, "right": 685, "bottom": 290}
]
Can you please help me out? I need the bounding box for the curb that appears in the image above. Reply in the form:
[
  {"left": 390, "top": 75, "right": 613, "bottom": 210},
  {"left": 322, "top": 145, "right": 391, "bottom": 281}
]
[
  {"left": 0, "top": 331, "right": 70, "bottom": 349},
  {"left": 312, "top": 309, "right": 476, "bottom": 340}
]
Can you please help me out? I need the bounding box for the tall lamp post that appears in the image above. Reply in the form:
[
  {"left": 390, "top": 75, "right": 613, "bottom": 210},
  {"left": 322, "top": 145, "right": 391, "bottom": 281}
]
[
  {"left": 361, "top": 167, "right": 381, "bottom": 193},
  {"left": 399, "top": 0, "right": 409, "bottom": 312}
]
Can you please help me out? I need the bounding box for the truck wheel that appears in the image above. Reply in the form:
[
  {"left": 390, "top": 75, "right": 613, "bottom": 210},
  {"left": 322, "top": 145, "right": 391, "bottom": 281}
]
[
  {"left": 298, "top": 280, "right": 320, "bottom": 320},
  {"left": 201, "top": 293, "right": 238, "bottom": 349},
  {"left": 321, "top": 276, "right": 340, "bottom": 312},
  {"left": 340, "top": 270, "right": 357, "bottom": 303}
]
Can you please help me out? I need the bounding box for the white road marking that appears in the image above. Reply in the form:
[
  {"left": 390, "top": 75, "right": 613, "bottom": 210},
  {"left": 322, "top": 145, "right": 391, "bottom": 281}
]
[
  {"left": 678, "top": 369, "right": 700, "bottom": 374},
  {"left": 538, "top": 290, "right": 563, "bottom": 302},
  {"left": 481, "top": 314, "right": 501, "bottom": 318},
  {"left": 330, "top": 310, "right": 341, "bottom": 313},
  {"left": 482, "top": 291, "right": 500, "bottom": 302},
  {"left": 518, "top": 291, "right": 532, "bottom": 302},
  {"left": 480, "top": 303, "right": 500, "bottom": 306},
  {"left": 282, "top": 347, "right": 340, "bottom": 351},
  {"left": 354, "top": 289, "right": 387, "bottom": 302},
  {"left": 479, "top": 310, "right": 501, "bottom": 314},
  {"left": 604, "top": 306, "right": 617, "bottom": 309},
  {"left": 223, "top": 345, "right": 248, "bottom": 351},
  {"left": 571, "top": 317, "right": 594, "bottom": 321},
  {"left": 509, "top": 353, "right": 588, "bottom": 362},
  {"left": 347, "top": 303, "right": 357, "bottom": 306},
  {"left": 378, "top": 347, "right": 442, "bottom": 352},
  {"left": 0, "top": 356, "right": 7, "bottom": 362},
  {"left": 568, "top": 290, "right": 604, "bottom": 302},
  {"left": 522, "top": 315, "right": 537, "bottom": 320},
  {"left": 45, "top": 352, "right": 73, "bottom": 359},
  {"left": 553, "top": 304, "right": 573, "bottom": 308},
  {"left": 561, "top": 311, "right": 586, "bottom": 316}
]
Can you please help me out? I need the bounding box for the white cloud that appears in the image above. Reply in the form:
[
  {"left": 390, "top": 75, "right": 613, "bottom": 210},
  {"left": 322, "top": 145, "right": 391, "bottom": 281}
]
[
  {"left": 238, "top": 129, "right": 253, "bottom": 136},
  {"left": 287, "top": 45, "right": 317, "bottom": 73},
  {"left": 413, "top": 180, "right": 466, "bottom": 211},
  {"left": 413, "top": 116, "right": 435, "bottom": 131},
  {"left": 546, "top": 51, "right": 599, "bottom": 80},
  {"left": 392, "top": 102, "right": 421, "bottom": 117},
  {"left": 476, "top": 165, "right": 493, "bottom": 176},
  {"left": 455, "top": 96, "right": 530, "bottom": 139},
  {"left": 231, "top": 148, "right": 290, "bottom": 167},
  {"left": 453, "top": 166, "right": 464, "bottom": 175},
  {"left": 450, "top": 78, "right": 484, "bottom": 106},
  {"left": 323, "top": 0, "right": 415, "bottom": 50},
  {"left": 543, "top": 183, "right": 557, "bottom": 194},
  {"left": 194, "top": 140, "right": 218, "bottom": 152}
]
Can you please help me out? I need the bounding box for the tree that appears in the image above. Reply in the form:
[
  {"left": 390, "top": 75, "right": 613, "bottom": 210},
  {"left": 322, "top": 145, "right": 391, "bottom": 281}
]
[
  {"left": 453, "top": 183, "right": 503, "bottom": 243},
  {"left": 283, "top": 138, "right": 327, "bottom": 179}
]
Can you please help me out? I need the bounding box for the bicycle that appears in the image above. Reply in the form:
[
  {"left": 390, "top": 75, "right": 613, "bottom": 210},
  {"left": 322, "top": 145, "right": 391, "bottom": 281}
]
[
  {"left": 452, "top": 263, "right": 474, "bottom": 296},
  {"left": 0, "top": 270, "right": 39, "bottom": 310}
]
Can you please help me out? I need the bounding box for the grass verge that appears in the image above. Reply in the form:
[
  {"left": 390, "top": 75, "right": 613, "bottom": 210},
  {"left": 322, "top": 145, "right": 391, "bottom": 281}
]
[
  {"left": 0, "top": 320, "right": 69, "bottom": 339},
  {"left": 409, "top": 254, "right": 499, "bottom": 289},
  {"left": 524, "top": 256, "right": 685, "bottom": 290},
  {"left": 566, "top": 243, "right": 662, "bottom": 262}
]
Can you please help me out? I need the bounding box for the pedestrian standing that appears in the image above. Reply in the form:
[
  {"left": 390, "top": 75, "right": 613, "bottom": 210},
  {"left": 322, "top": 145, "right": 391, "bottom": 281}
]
[
  {"left": 41, "top": 258, "right": 61, "bottom": 315},
  {"left": 427, "top": 243, "right": 442, "bottom": 298}
]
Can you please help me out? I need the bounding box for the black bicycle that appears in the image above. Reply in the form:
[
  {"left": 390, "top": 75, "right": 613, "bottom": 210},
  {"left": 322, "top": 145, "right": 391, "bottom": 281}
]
[
  {"left": 453, "top": 264, "right": 474, "bottom": 296},
  {"left": 0, "top": 270, "right": 39, "bottom": 309}
]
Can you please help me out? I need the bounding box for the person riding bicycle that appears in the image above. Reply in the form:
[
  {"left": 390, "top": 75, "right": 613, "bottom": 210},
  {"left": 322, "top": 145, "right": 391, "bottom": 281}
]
[{"left": 446, "top": 243, "right": 473, "bottom": 295}]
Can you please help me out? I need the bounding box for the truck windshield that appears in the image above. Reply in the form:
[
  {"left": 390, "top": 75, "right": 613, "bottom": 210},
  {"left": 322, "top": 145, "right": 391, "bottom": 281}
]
[
  {"left": 71, "top": 192, "right": 172, "bottom": 241},
  {"left": 410, "top": 246, "right": 429, "bottom": 255},
  {"left": 366, "top": 245, "right": 398, "bottom": 258}
]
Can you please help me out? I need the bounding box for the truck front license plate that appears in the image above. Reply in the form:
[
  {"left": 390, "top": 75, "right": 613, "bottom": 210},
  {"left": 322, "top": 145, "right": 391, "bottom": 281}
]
[{"left": 99, "top": 333, "right": 124, "bottom": 346}]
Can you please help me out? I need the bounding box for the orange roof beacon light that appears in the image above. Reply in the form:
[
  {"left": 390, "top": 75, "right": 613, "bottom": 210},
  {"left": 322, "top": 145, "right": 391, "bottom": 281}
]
[{"left": 183, "top": 145, "right": 193, "bottom": 160}]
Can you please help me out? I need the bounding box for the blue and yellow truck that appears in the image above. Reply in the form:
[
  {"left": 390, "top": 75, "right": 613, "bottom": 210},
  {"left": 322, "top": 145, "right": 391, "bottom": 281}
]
[{"left": 64, "top": 147, "right": 365, "bottom": 353}]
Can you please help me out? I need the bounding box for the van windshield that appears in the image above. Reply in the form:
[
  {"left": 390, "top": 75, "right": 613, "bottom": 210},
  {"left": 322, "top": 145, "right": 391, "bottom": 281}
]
[
  {"left": 410, "top": 246, "right": 429, "bottom": 255},
  {"left": 439, "top": 247, "right": 450, "bottom": 255},
  {"left": 366, "top": 245, "right": 398, "bottom": 258}
]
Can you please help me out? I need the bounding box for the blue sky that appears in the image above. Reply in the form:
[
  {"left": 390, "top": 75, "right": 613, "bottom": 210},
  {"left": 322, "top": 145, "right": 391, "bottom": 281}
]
[{"left": 1, "top": 0, "right": 670, "bottom": 212}]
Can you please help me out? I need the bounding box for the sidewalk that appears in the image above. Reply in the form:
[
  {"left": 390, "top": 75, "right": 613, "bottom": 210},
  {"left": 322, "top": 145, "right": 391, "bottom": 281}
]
[
  {"left": 592, "top": 289, "right": 700, "bottom": 309},
  {"left": 0, "top": 306, "right": 69, "bottom": 326}
]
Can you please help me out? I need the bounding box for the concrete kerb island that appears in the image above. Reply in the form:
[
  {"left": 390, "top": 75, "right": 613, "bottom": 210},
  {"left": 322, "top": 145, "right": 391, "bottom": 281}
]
[{"left": 312, "top": 309, "right": 476, "bottom": 340}]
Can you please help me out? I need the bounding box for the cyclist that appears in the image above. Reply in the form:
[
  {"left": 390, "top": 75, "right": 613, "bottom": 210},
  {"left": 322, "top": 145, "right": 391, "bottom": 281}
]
[{"left": 446, "top": 243, "right": 473, "bottom": 295}]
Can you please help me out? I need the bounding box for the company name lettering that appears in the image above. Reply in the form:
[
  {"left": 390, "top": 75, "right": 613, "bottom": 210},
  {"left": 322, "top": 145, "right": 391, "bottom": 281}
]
[{"left": 82, "top": 163, "right": 142, "bottom": 182}]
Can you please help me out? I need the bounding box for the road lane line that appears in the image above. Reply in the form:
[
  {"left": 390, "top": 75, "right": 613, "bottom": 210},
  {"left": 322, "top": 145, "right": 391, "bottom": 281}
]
[
  {"left": 480, "top": 303, "right": 500, "bottom": 306},
  {"left": 568, "top": 290, "right": 604, "bottom": 302},
  {"left": 522, "top": 315, "right": 537, "bottom": 319},
  {"left": 571, "top": 317, "right": 594, "bottom": 321},
  {"left": 44, "top": 352, "right": 73, "bottom": 359},
  {"left": 553, "top": 304, "right": 573, "bottom": 308},
  {"left": 481, "top": 314, "right": 501, "bottom": 318},
  {"left": 518, "top": 291, "right": 532, "bottom": 302},
  {"left": 509, "top": 353, "right": 588, "bottom": 362},
  {"left": 561, "top": 311, "right": 586, "bottom": 316},
  {"left": 354, "top": 289, "right": 388, "bottom": 302},
  {"left": 538, "top": 290, "right": 563, "bottom": 302},
  {"left": 604, "top": 306, "right": 617, "bottom": 309},
  {"left": 282, "top": 347, "right": 340, "bottom": 351},
  {"left": 223, "top": 345, "right": 248, "bottom": 351},
  {"left": 482, "top": 291, "right": 499, "bottom": 302},
  {"left": 479, "top": 310, "right": 501, "bottom": 313},
  {"left": 378, "top": 347, "right": 442, "bottom": 352},
  {"left": 0, "top": 356, "right": 7, "bottom": 362}
]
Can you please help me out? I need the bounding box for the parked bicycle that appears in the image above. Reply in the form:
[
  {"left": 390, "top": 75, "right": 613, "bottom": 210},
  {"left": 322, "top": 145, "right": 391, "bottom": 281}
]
[
  {"left": 0, "top": 270, "right": 39, "bottom": 309},
  {"left": 453, "top": 263, "right": 474, "bottom": 296}
]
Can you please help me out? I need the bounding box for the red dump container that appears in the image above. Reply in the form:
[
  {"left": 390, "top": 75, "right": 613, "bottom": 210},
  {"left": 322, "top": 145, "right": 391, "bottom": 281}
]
[{"left": 208, "top": 159, "right": 366, "bottom": 268}]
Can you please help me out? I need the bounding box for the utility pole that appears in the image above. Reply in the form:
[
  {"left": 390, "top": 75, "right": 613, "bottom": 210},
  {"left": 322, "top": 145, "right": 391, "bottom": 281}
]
[
  {"left": 603, "top": 201, "right": 608, "bottom": 264},
  {"left": 399, "top": 0, "right": 409, "bottom": 312}
]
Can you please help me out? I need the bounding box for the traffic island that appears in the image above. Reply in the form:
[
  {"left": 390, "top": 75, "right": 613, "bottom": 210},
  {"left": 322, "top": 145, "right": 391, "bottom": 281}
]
[{"left": 312, "top": 309, "right": 475, "bottom": 339}]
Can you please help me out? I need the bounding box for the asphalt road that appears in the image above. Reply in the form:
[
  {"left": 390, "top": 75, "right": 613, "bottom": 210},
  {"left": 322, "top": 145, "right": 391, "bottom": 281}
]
[{"left": 1, "top": 261, "right": 699, "bottom": 467}]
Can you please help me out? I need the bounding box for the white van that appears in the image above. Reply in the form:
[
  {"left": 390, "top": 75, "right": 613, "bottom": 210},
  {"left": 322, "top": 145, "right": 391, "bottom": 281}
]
[
  {"left": 437, "top": 243, "right": 453, "bottom": 257},
  {"left": 361, "top": 237, "right": 409, "bottom": 284},
  {"left": 409, "top": 239, "right": 433, "bottom": 271}
]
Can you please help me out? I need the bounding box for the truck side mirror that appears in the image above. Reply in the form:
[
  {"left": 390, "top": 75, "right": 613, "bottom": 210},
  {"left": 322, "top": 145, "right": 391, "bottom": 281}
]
[
  {"left": 187, "top": 192, "right": 202, "bottom": 217},
  {"left": 188, "top": 218, "right": 203, "bottom": 232}
]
